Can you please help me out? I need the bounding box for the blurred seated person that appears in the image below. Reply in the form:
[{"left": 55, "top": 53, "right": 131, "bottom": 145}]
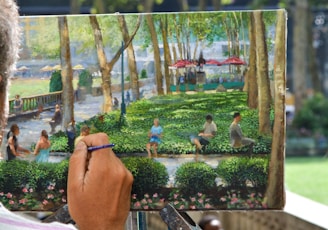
[{"left": 146, "top": 118, "right": 163, "bottom": 158}]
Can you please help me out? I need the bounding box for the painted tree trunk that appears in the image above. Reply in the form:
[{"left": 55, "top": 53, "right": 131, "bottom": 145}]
[
  {"left": 247, "top": 12, "right": 258, "bottom": 109},
  {"left": 0, "top": 0, "right": 20, "bottom": 156},
  {"left": 160, "top": 15, "right": 172, "bottom": 94},
  {"left": 58, "top": 16, "right": 74, "bottom": 129},
  {"left": 89, "top": 15, "right": 113, "bottom": 113},
  {"left": 146, "top": 14, "right": 164, "bottom": 95},
  {"left": 265, "top": 9, "right": 287, "bottom": 209},
  {"left": 118, "top": 15, "right": 140, "bottom": 101},
  {"left": 254, "top": 11, "right": 272, "bottom": 135}
]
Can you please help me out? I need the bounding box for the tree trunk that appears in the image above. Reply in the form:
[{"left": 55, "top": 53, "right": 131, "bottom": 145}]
[
  {"left": 308, "top": 10, "right": 322, "bottom": 93},
  {"left": 198, "top": 0, "right": 206, "bottom": 11},
  {"left": 58, "top": 16, "right": 74, "bottom": 130},
  {"left": 118, "top": 15, "right": 140, "bottom": 101},
  {"left": 293, "top": 0, "right": 308, "bottom": 112},
  {"left": 265, "top": 9, "right": 286, "bottom": 209},
  {"left": 160, "top": 15, "right": 172, "bottom": 94},
  {"left": 0, "top": 0, "right": 20, "bottom": 156},
  {"left": 247, "top": 12, "right": 258, "bottom": 109},
  {"left": 146, "top": 14, "right": 164, "bottom": 95},
  {"left": 177, "top": 0, "right": 189, "bottom": 11},
  {"left": 89, "top": 16, "right": 112, "bottom": 112},
  {"left": 174, "top": 16, "right": 183, "bottom": 59},
  {"left": 94, "top": 0, "right": 106, "bottom": 13},
  {"left": 254, "top": 11, "right": 272, "bottom": 135},
  {"left": 212, "top": 0, "right": 221, "bottom": 10},
  {"left": 70, "top": 0, "right": 80, "bottom": 14},
  {"left": 141, "top": 0, "right": 154, "bottom": 12}
]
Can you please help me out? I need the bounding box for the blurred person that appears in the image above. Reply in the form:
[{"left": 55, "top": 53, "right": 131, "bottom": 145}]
[
  {"left": 13, "top": 94, "right": 23, "bottom": 114},
  {"left": 74, "top": 125, "right": 90, "bottom": 147},
  {"left": 49, "top": 104, "right": 62, "bottom": 134},
  {"left": 146, "top": 118, "right": 163, "bottom": 158},
  {"left": 34, "top": 130, "right": 51, "bottom": 163},
  {"left": 6, "top": 124, "right": 30, "bottom": 161}
]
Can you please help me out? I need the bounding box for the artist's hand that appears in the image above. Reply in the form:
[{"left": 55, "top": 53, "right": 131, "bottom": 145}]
[{"left": 68, "top": 133, "right": 133, "bottom": 230}]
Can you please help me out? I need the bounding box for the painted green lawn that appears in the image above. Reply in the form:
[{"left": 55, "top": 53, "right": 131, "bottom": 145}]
[{"left": 285, "top": 156, "right": 328, "bottom": 205}]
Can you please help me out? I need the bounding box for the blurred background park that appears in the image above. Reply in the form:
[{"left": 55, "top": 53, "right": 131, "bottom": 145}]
[{"left": 9, "top": 0, "right": 328, "bottom": 228}]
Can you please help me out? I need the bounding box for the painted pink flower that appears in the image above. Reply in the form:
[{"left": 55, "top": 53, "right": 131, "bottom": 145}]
[
  {"left": 179, "top": 205, "right": 185, "bottom": 210},
  {"left": 47, "top": 185, "right": 54, "bottom": 190},
  {"left": 6, "top": 193, "right": 12, "bottom": 199},
  {"left": 42, "top": 200, "right": 49, "bottom": 205},
  {"left": 144, "top": 194, "right": 149, "bottom": 198},
  {"left": 47, "top": 194, "right": 54, "bottom": 199},
  {"left": 220, "top": 197, "right": 226, "bottom": 202},
  {"left": 22, "top": 188, "right": 28, "bottom": 193},
  {"left": 29, "top": 188, "right": 33, "bottom": 193},
  {"left": 9, "top": 200, "right": 15, "bottom": 205},
  {"left": 147, "top": 199, "right": 152, "bottom": 203},
  {"left": 141, "top": 199, "right": 147, "bottom": 204},
  {"left": 153, "top": 193, "right": 158, "bottom": 198},
  {"left": 19, "top": 199, "right": 27, "bottom": 204},
  {"left": 0, "top": 192, "right": 4, "bottom": 196},
  {"left": 174, "top": 201, "right": 179, "bottom": 205},
  {"left": 173, "top": 194, "right": 178, "bottom": 199},
  {"left": 197, "top": 192, "right": 202, "bottom": 197},
  {"left": 205, "top": 203, "right": 212, "bottom": 208},
  {"left": 62, "top": 197, "right": 67, "bottom": 203},
  {"left": 143, "top": 205, "right": 149, "bottom": 210},
  {"left": 250, "top": 193, "right": 255, "bottom": 198},
  {"left": 198, "top": 199, "right": 203, "bottom": 204},
  {"left": 59, "top": 189, "right": 64, "bottom": 194},
  {"left": 190, "top": 205, "right": 196, "bottom": 210},
  {"left": 160, "top": 198, "right": 165, "bottom": 203},
  {"left": 132, "top": 194, "right": 137, "bottom": 199},
  {"left": 190, "top": 197, "right": 196, "bottom": 202},
  {"left": 134, "top": 201, "right": 141, "bottom": 208}
]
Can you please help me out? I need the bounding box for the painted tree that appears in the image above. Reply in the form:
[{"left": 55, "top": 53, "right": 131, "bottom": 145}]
[
  {"left": 246, "top": 12, "right": 258, "bottom": 109},
  {"left": 254, "top": 11, "right": 272, "bottom": 135},
  {"left": 58, "top": 16, "right": 75, "bottom": 129},
  {"left": 118, "top": 14, "right": 140, "bottom": 101},
  {"left": 0, "top": 0, "right": 20, "bottom": 156},
  {"left": 89, "top": 15, "right": 141, "bottom": 112},
  {"left": 160, "top": 14, "right": 172, "bottom": 94},
  {"left": 265, "top": 9, "right": 286, "bottom": 209},
  {"left": 146, "top": 14, "right": 164, "bottom": 95}
]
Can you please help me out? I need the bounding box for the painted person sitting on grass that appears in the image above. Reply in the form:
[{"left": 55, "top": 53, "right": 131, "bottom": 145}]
[
  {"left": 229, "top": 112, "right": 255, "bottom": 154},
  {"left": 146, "top": 118, "right": 163, "bottom": 158},
  {"left": 190, "top": 114, "right": 217, "bottom": 155}
]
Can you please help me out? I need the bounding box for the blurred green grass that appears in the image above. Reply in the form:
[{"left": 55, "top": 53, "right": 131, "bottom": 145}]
[{"left": 285, "top": 156, "right": 328, "bottom": 205}]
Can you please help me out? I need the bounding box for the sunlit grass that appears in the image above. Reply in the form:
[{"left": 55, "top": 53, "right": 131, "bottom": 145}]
[
  {"left": 8, "top": 77, "right": 102, "bottom": 99},
  {"left": 285, "top": 156, "right": 328, "bottom": 205}
]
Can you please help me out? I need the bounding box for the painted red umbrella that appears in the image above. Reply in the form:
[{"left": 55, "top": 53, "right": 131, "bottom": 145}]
[
  {"left": 170, "top": 60, "right": 195, "bottom": 68},
  {"left": 205, "top": 59, "right": 222, "bottom": 66},
  {"left": 221, "top": 56, "right": 246, "bottom": 65}
]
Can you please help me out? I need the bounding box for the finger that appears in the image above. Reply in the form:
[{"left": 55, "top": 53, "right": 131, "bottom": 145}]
[{"left": 68, "top": 141, "right": 88, "bottom": 192}]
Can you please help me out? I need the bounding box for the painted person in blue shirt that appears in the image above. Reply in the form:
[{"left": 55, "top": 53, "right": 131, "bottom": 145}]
[{"left": 146, "top": 118, "right": 163, "bottom": 158}]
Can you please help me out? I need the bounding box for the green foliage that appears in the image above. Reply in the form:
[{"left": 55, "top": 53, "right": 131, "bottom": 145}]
[
  {"left": 0, "top": 160, "right": 68, "bottom": 194},
  {"left": 121, "top": 157, "right": 169, "bottom": 197},
  {"left": 49, "top": 131, "right": 70, "bottom": 153},
  {"left": 140, "top": 69, "right": 148, "bottom": 79},
  {"left": 78, "top": 70, "right": 93, "bottom": 94},
  {"left": 292, "top": 93, "right": 328, "bottom": 136},
  {"left": 49, "top": 71, "right": 63, "bottom": 92},
  {"left": 175, "top": 162, "right": 217, "bottom": 196},
  {"left": 216, "top": 156, "right": 269, "bottom": 189},
  {"left": 51, "top": 92, "right": 272, "bottom": 155}
]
